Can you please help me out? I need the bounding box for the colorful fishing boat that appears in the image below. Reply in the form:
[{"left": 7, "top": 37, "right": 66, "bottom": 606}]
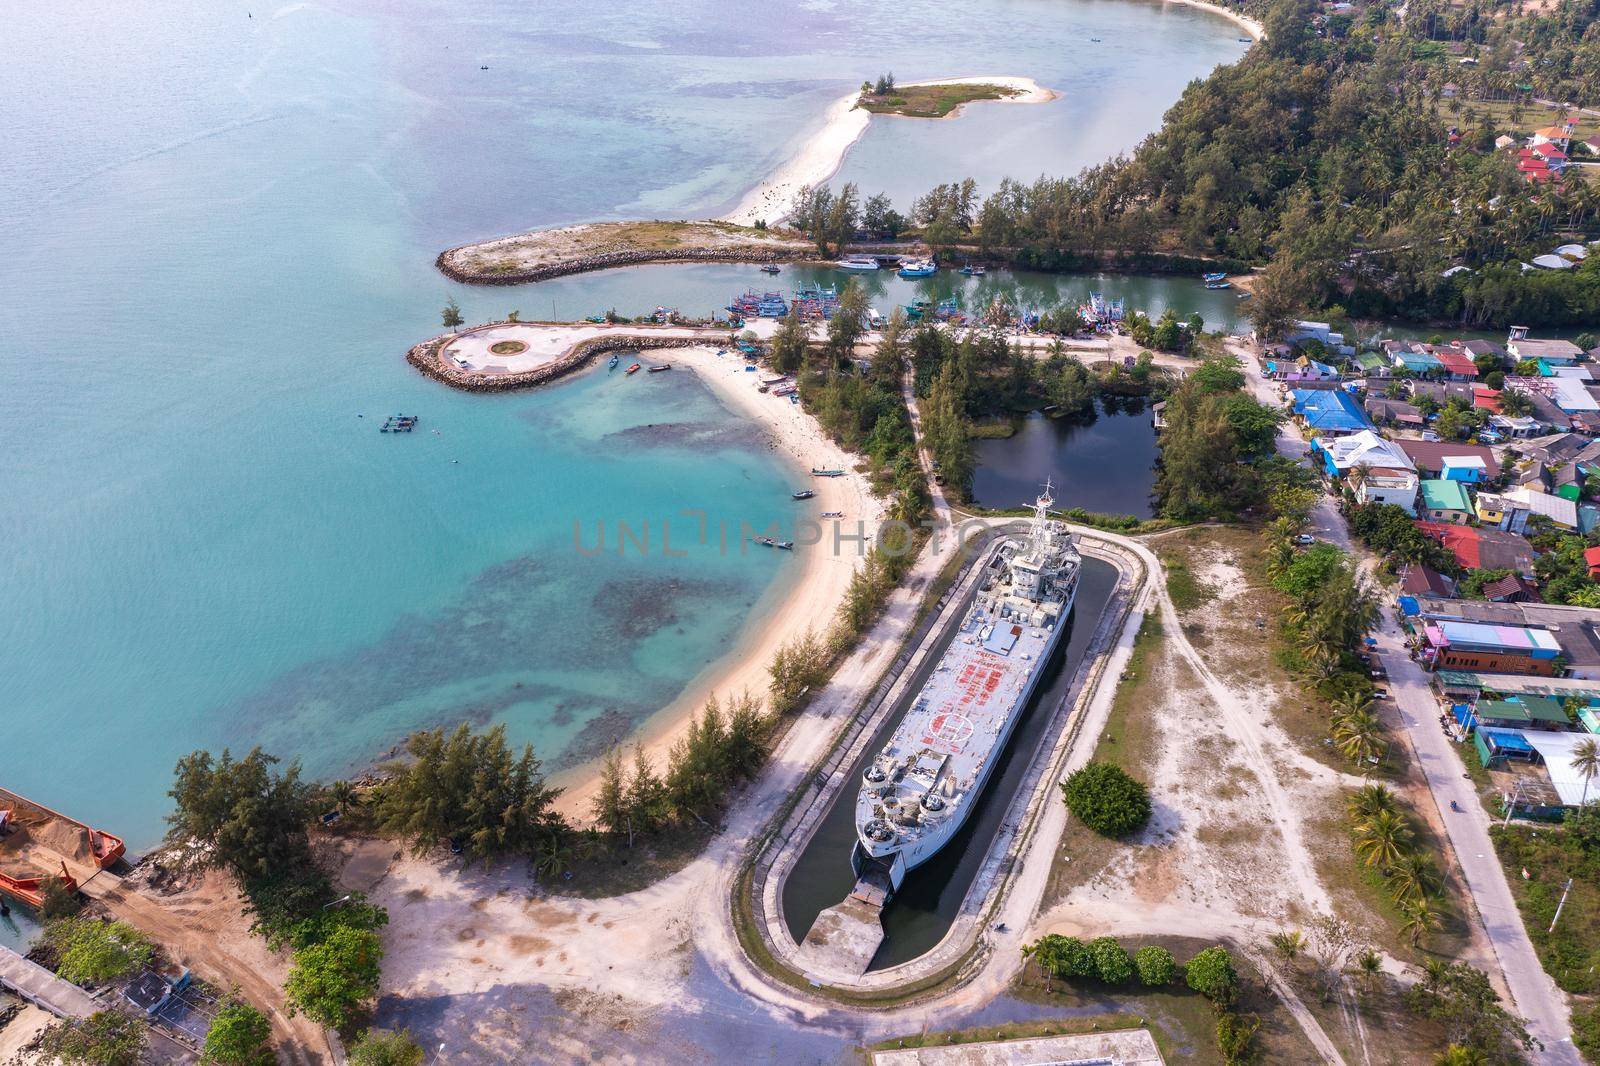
[
  {"left": 1202, "top": 271, "right": 1228, "bottom": 283},
  {"left": 897, "top": 257, "right": 937, "bottom": 278},
  {"left": 761, "top": 264, "right": 781, "bottom": 274},
  {"left": 625, "top": 363, "right": 641, "bottom": 375},
  {"left": 1205, "top": 280, "right": 1232, "bottom": 290}
]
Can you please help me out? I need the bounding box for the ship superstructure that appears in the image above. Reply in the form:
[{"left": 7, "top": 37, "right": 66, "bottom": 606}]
[{"left": 853, "top": 485, "right": 1080, "bottom": 890}]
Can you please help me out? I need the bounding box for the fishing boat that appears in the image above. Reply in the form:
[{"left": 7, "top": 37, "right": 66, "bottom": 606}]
[
  {"left": 821, "top": 511, "right": 843, "bottom": 518},
  {"left": 811, "top": 468, "right": 845, "bottom": 477},
  {"left": 754, "top": 536, "right": 795, "bottom": 550},
  {"left": 761, "top": 264, "right": 782, "bottom": 275},
  {"left": 648, "top": 364, "right": 671, "bottom": 373},
  {"left": 897, "top": 257, "right": 937, "bottom": 278},
  {"left": 853, "top": 484, "right": 1080, "bottom": 891},
  {"left": 1205, "top": 280, "right": 1233, "bottom": 290},
  {"left": 1202, "top": 272, "right": 1228, "bottom": 283},
  {"left": 837, "top": 255, "right": 880, "bottom": 272},
  {"left": 867, "top": 308, "right": 885, "bottom": 328},
  {"left": 756, "top": 291, "right": 790, "bottom": 317},
  {"left": 972, "top": 266, "right": 986, "bottom": 277},
  {"left": 625, "top": 363, "right": 641, "bottom": 375},
  {"left": 608, "top": 354, "right": 619, "bottom": 371},
  {"left": 792, "top": 490, "right": 815, "bottom": 500}
]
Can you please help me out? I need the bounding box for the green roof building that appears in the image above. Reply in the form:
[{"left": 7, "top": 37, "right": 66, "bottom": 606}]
[{"left": 1419, "top": 478, "right": 1472, "bottom": 520}]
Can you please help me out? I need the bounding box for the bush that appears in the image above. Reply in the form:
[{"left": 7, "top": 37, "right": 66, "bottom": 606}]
[
  {"left": 1186, "top": 946, "right": 1238, "bottom": 1005},
  {"left": 42, "top": 1011, "right": 145, "bottom": 1066},
  {"left": 348, "top": 1028, "right": 426, "bottom": 1066},
  {"left": 284, "top": 927, "right": 384, "bottom": 1031},
  {"left": 39, "top": 876, "right": 84, "bottom": 920},
  {"left": 1135, "top": 944, "right": 1177, "bottom": 986},
  {"left": 1090, "top": 937, "right": 1134, "bottom": 984},
  {"left": 1060, "top": 762, "right": 1152, "bottom": 838},
  {"left": 1215, "top": 1010, "right": 1261, "bottom": 1064},
  {"left": 45, "top": 918, "right": 154, "bottom": 986},
  {"left": 202, "top": 1002, "right": 273, "bottom": 1066},
  {"left": 1574, "top": 1004, "right": 1600, "bottom": 1062}
]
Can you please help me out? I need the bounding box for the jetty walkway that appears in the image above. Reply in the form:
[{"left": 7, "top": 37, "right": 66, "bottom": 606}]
[
  {"left": 0, "top": 944, "right": 98, "bottom": 1019},
  {"left": 407, "top": 321, "right": 739, "bottom": 392}
]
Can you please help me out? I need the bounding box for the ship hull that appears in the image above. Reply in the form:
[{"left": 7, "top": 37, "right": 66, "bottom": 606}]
[{"left": 856, "top": 577, "right": 1078, "bottom": 890}]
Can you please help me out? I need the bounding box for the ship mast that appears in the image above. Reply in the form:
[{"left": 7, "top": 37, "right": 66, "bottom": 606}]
[{"left": 1027, "top": 479, "right": 1054, "bottom": 562}]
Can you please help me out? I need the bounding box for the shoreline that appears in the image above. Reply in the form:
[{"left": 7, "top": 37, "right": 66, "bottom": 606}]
[
  {"left": 1163, "top": 0, "right": 1264, "bottom": 39},
  {"left": 551, "top": 343, "right": 882, "bottom": 820},
  {"left": 721, "top": 75, "right": 1055, "bottom": 228}
]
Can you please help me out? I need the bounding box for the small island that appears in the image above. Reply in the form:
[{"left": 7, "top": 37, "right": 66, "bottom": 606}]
[{"left": 855, "top": 73, "right": 1054, "bottom": 119}]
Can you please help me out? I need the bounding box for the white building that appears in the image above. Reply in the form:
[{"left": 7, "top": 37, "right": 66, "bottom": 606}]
[{"left": 1356, "top": 467, "right": 1420, "bottom": 514}]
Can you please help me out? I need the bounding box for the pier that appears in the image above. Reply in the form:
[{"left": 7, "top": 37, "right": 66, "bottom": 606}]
[{"left": 0, "top": 944, "right": 99, "bottom": 1020}]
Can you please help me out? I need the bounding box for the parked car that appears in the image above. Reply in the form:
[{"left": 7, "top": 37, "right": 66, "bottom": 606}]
[
  {"left": 1293, "top": 533, "right": 1317, "bottom": 546},
  {"left": 1421, "top": 430, "right": 1442, "bottom": 442}
]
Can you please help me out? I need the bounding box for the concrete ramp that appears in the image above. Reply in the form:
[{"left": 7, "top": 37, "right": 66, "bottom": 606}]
[{"left": 800, "top": 893, "right": 885, "bottom": 976}]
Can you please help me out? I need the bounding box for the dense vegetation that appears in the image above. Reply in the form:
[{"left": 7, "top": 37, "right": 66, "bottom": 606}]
[
  {"left": 1060, "top": 762, "right": 1153, "bottom": 838},
  {"left": 1153, "top": 355, "right": 1294, "bottom": 520},
  {"left": 794, "top": 0, "right": 1600, "bottom": 329},
  {"left": 1491, "top": 803, "right": 1600, "bottom": 994}
]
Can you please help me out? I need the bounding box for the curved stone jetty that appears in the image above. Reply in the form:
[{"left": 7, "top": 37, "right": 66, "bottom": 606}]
[{"left": 407, "top": 321, "right": 737, "bottom": 392}]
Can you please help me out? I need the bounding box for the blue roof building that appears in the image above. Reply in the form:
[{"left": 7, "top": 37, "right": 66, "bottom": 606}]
[{"left": 1292, "top": 389, "right": 1371, "bottom": 435}]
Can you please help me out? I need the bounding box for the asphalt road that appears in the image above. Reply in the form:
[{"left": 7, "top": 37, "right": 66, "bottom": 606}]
[{"left": 1234, "top": 343, "right": 1580, "bottom": 1063}]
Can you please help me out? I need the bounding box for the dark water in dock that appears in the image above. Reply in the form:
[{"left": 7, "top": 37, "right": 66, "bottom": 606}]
[
  {"left": 971, "top": 399, "right": 1160, "bottom": 518},
  {"left": 781, "top": 557, "right": 1118, "bottom": 970}
]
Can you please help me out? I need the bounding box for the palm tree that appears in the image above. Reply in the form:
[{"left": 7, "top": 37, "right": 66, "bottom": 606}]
[
  {"left": 1387, "top": 852, "right": 1443, "bottom": 906},
  {"left": 1573, "top": 737, "right": 1600, "bottom": 807},
  {"left": 531, "top": 831, "right": 572, "bottom": 882},
  {"left": 1354, "top": 808, "right": 1415, "bottom": 868},
  {"left": 1400, "top": 895, "right": 1443, "bottom": 947},
  {"left": 1269, "top": 929, "right": 1306, "bottom": 961},
  {"left": 1351, "top": 947, "right": 1383, "bottom": 992},
  {"left": 1435, "top": 1044, "right": 1488, "bottom": 1066},
  {"left": 1333, "top": 708, "right": 1389, "bottom": 767},
  {"left": 1348, "top": 783, "right": 1398, "bottom": 821}
]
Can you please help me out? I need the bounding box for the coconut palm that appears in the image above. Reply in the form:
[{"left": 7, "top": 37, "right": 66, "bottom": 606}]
[
  {"left": 1435, "top": 1044, "right": 1488, "bottom": 1066},
  {"left": 1348, "top": 783, "right": 1399, "bottom": 821},
  {"left": 1351, "top": 947, "right": 1383, "bottom": 992},
  {"left": 1353, "top": 808, "right": 1415, "bottom": 869},
  {"left": 1400, "top": 895, "right": 1443, "bottom": 947},
  {"left": 531, "top": 831, "right": 573, "bottom": 882},
  {"left": 1573, "top": 736, "right": 1600, "bottom": 807},
  {"left": 1387, "top": 852, "right": 1443, "bottom": 906},
  {"left": 1333, "top": 708, "right": 1389, "bottom": 767},
  {"left": 1269, "top": 929, "right": 1306, "bottom": 961}
]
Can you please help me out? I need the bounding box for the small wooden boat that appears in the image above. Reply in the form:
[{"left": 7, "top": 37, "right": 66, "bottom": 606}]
[
  {"left": 648, "top": 364, "right": 671, "bottom": 373},
  {"left": 792, "top": 490, "right": 815, "bottom": 500},
  {"left": 754, "top": 536, "right": 795, "bottom": 550},
  {"left": 761, "top": 264, "right": 781, "bottom": 275},
  {"left": 821, "top": 511, "right": 843, "bottom": 518},
  {"left": 1204, "top": 280, "right": 1232, "bottom": 290},
  {"left": 625, "top": 363, "right": 642, "bottom": 375},
  {"left": 811, "top": 468, "right": 845, "bottom": 477},
  {"left": 608, "top": 354, "right": 619, "bottom": 371}
]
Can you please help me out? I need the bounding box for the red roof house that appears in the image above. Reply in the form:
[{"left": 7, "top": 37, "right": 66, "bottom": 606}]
[
  {"left": 1585, "top": 545, "right": 1600, "bottom": 580},
  {"left": 1473, "top": 385, "right": 1503, "bottom": 412},
  {"left": 1415, "top": 521, "right": 1537, "bottom": 576},
  {"left": 1433, "top": 347, "right": 1479, "bottom": 379}
]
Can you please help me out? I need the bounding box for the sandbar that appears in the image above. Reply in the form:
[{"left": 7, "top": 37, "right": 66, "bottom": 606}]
[{"left": 721, "top": 75, "right": 1056, "bottom": 228}]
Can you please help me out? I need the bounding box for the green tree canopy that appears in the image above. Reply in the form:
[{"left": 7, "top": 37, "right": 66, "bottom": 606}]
[
  {"left": 202, "top": 1002, "right": 274, "bottom": 1066},
  {"left": 1061, "top": 763, "right": 1152, "bottom": 838},
  {"left": 284, "top": 926, "right": 384, "bottom": 1031}
]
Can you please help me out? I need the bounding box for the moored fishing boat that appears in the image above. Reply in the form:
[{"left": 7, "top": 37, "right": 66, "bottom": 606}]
[
  {"left": 1205, "top": 280, "right": 1232, "bottom": 290},
  {"left": 648, "top": 364, "right": 671, "bottom": 373},
  {"left": 625, "top": 363, "right": 641, "bottom": 375},
  {"left": 608, "top": 354, "right": 619, "bottom": 371},
  {"left": 761, "top": 264, "right": 782, "bottom": 275},
  {"left": 853, "top": 484, "right": 1079, "bottom": 892},
  {"left": 837, "top": 255, "right": 880, "bottom": 272},
  {"left": 897, "top": 257, "right": 937, "bottom": 278},
  {"left": 792, "top": 489, "right": 815, "bottom": 500}
]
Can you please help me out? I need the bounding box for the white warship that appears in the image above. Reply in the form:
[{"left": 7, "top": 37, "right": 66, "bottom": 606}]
[{"left": 853, "top": 484, "right": 1080, "bottom": 891}]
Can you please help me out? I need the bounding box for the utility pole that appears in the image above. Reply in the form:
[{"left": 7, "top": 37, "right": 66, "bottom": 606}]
[
  {"left": 1502, "top": 777, "right": 1526, "bottom": 829},
  {"left": 1550, "top": 877, "right": 1575, "bottom": 934}
]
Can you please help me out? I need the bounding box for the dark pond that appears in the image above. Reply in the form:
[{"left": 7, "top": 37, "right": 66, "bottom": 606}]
[
  {"left": 970, "top": 397, "right": 1160, "bottom": 518},
  {"left": 780, "top": 557, "right": 1118, "bottom": 970}
]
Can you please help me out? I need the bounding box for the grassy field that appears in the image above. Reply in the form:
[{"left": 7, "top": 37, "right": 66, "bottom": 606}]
[
  {"left": 1488, "top": 822, "right": 1600, "bottom": 995},
  {"left": 857, "top": 83, "right": 1021, "bottom": 118}
]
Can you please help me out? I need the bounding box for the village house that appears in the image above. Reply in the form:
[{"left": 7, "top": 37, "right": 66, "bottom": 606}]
[
  {"left": 1507, "top": 328, "right": 1584, "bottom": 365},
  {"left": 1357, "top": 467, "right": 1421, "bottom": 512},
  {"left": 1399, "top": 561, "right": 1457, "bottom": 599},
  {"left": 1474, "top": 491, "right": 1531, "bottom": 534},
  {"left": 1408, "top": 597, "right": 1600, "bottom": 681},
  {"left": 1395, "top": 438, "right": 1500, "bottom": 481},
  {"left": 1414, "top": 522, "right": 1538, "bottom": 577},
  {"left": 1504, "top": 485, "right": 1580, "bottom": 530},
  {"left": 1292, "top": 388, "right": 1370, "bottom": 436},
  {"left": 1364, "top": 395, "right": 1425, "bottom": 429},
  {"left": 1419, "top": 478, "right": 1474, "bottom": 523}
]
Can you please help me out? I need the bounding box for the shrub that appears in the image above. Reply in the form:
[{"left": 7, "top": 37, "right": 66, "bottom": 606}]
[
  {"left": 39, "top": 876, "right": 84, "bottom": 920},
  {"left": 41, "top": 1011, "right": 145, "bottom": 1066},
  {"left": 1574, "top": 1004, "right": 1600, "bottom": 1062},
  {"left": 1215, "top": 1010, "right": 1261, "bottom": 1064},
  {"left": 348, "top": 1028, "right": 427, "bottom": 1066},
  {"left": 1186, "top": 946, "right": 1239, "bottom": 1005},
  {"left": 1135, "top": 944, "right": 1178, "bottom": 986},
  {"left": 1060, "top": 762, "right": 1152, "bottom": 838},
  {"left": 202, "top": 1002, "right": 274, "bottom": 1065},
  {"left": 284, "top": 927, "right": 384, "bottom": 1031},
  {"left": 1022, "top": 934, "right": 1094, "bottom": 980},
  {"left": 1090, "top": 937, "right": 1134, "bottom": 984},
  {"left": 45, "top": 918, "right": 154, "bottom": 986}
]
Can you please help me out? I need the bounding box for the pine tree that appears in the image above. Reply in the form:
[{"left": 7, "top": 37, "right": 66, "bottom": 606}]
[
  {"left": 625, "top": 744, "right": 664, "bottom": 841},
  {"left": 591, "top": 747, "right": 628, "bottom": 839}
]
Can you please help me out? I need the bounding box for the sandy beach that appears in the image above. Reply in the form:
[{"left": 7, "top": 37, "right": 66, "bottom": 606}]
[
  {"left": 1165, "top": 0, "right": 1264, "bottom": 39},
  {"left": 552, "top": 342, "right": 882, "bottom": 820},
  {"left": 721, "top": 75, "right": 1055, "bottom": 227}
]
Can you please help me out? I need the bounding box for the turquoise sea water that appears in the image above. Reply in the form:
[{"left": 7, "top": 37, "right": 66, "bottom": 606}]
[{"left": 0, "top": 0, "right": 1244, "bottom": 850}]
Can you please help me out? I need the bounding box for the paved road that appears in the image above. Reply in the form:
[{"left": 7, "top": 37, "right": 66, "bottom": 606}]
[{"left": 1232, "top": 342, "right": 1579, "bottom": 1062}]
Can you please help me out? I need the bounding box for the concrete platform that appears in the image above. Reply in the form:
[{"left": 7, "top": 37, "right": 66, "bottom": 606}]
[
  {"left": 799, "top": 894, "right": 884, "bottom": 976},
  {"left": 0, "top": 945, "right": 98, "bottom": 1020},
  {"left": 870, "top": 1027, "right": 1165, "bottom": 1065}
]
